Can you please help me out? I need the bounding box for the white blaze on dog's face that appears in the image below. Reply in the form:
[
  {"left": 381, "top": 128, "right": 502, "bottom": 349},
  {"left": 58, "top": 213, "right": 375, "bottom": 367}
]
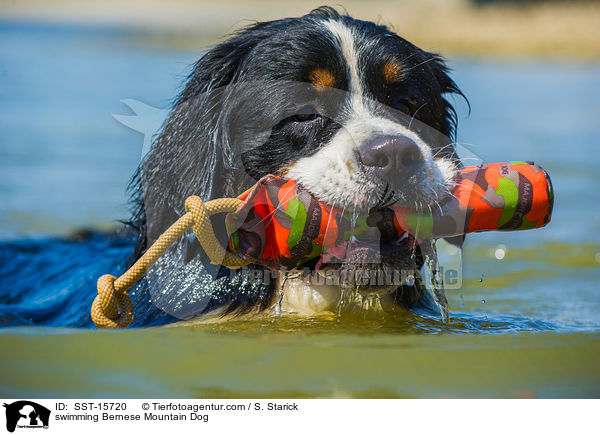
[{"left": 285, "top": 19, "right": 457, "bottom": 211}]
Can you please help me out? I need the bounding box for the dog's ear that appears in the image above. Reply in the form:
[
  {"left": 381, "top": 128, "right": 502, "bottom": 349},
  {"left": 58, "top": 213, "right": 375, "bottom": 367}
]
[
  {"left": 178, "top": 30, "right": 266, "bottom": 105},
  {"left": 134, "top": 27, "right": 269, "bottom": 243},
  {"left": 126, "top": 26, "right": 277, "bottom": 320},
  {"left": 423, "top": 52, "right": 467, "bottom": 139}
]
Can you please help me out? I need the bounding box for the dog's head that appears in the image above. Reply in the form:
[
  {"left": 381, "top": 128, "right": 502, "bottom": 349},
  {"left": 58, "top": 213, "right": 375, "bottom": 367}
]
[{"left": 136, "top": 7, "right": 465, "bottom": 308}]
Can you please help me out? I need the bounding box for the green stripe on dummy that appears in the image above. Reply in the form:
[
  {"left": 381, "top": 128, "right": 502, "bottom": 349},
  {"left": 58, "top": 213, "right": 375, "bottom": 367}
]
[
  {"left": 285, "top": 198, "right": 307, "bottom": 250},
  {"left": 404, "top": 213, "right": 434, "bottom": 238},
  {"left": 300, "top": 241, "right": 324, "bottom": 265},
  {"left": 496, "top": 177, "right": 519, "bottom": 227},
  {"left": 518, "top": 216, "right": 537, "bottom": 230},
  {"left": 342, "top": 217, "right": 370, "bottom": 242},
  {"left": 225, "top": 215, "right": 239, "bottom": 253}
]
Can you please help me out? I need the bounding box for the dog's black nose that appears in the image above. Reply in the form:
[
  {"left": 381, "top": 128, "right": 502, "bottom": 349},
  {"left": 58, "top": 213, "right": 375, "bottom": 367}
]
[{"left": 359, "top": 136, "right": 423, "bottom": 181}]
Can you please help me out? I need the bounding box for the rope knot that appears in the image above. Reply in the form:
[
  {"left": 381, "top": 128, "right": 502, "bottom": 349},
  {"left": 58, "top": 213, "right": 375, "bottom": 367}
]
[
  {"left": 91, "top": 195, "right": 247, "bottom": 328},
  {"left": 91, "top": 274, "right": 133, "bottom": 328}
]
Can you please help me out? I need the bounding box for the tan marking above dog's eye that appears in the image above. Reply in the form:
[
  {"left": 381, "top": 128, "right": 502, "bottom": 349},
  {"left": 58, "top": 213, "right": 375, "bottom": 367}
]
[
  {"left": 383, "top": 62, "right": 403, "bottom": 84},
  {"left": 308, "top": 68, "right": 335, "bottom": 89}
]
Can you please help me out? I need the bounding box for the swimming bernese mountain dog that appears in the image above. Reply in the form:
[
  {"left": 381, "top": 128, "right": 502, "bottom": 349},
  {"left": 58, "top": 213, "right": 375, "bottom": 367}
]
[
  {"left": 0, "top": 6, "right": 466, "bottom": 327},
  {"left": 124, "top": 6, "right": 465, "bottom": 323}
]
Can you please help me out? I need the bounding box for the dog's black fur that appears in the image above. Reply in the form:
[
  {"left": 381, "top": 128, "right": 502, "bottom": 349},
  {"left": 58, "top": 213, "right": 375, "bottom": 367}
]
[{"left": 128, "top": 7, "right": 464, "bottom": 319}]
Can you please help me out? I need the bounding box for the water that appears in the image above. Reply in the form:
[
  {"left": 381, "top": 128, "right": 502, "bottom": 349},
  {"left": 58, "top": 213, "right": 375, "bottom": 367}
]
[{"left": 1, "top": 22, "right": 599, "bottom": 398}]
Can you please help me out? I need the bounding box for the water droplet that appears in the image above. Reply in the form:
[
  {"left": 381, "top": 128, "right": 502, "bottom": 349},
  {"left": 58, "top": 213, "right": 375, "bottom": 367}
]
[
  {"left": 479, "top": 274, "right": 484, "bottom": 283},
  {"left": 494, "top": 244, "right": 507, "bottom": 260},
  {"left": 405, "top": 274, "right": 415, "bottom": 286},
  {"left": 481, "top": 299, "right": 486, "bottom": 304},
  {"left": 336, "top": 290, "right": 345, "bottom": 320}
]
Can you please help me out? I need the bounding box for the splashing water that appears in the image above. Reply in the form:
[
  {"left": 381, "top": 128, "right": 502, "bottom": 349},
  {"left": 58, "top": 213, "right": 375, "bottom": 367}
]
[{"left": 421, "top": 240, "right": 450, "bottom": 322}]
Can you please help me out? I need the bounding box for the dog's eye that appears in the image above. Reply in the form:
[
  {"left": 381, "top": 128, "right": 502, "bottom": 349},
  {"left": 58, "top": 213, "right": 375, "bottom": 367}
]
[
  {"left": 291, "top": 106, "right": 321, "bottom": 122},
  {"left": 394, "top": 100, "right": 412, "bottom": 115}
]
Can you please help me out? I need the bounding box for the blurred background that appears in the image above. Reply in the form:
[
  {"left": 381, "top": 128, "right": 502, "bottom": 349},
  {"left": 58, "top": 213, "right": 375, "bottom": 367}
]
[
  {"left": 1, "top": 0, "right": 599, "bottom": 237},
  {"left": 0, "top": 0, "right": 599, "bottom": 397},
  {"left": 2, "top": 0, "right": 600, "bottom": 57}
]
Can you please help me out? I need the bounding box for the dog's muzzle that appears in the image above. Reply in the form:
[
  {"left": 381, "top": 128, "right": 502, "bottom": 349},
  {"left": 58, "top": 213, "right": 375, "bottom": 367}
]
[{"left": 359, "top": 135, "right": 424, "bottom": 189}]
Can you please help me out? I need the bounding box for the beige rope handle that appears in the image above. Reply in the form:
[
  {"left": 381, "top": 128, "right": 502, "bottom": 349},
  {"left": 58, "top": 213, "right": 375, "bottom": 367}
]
[{"left": 91, "top": 196, "right": 250, "bottom": 328}]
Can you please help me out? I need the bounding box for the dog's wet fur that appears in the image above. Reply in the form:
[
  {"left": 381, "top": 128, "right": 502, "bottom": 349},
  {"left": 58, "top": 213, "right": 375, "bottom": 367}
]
[{"left": 128, "top": 7, "right": 465, "bottom": 320}]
